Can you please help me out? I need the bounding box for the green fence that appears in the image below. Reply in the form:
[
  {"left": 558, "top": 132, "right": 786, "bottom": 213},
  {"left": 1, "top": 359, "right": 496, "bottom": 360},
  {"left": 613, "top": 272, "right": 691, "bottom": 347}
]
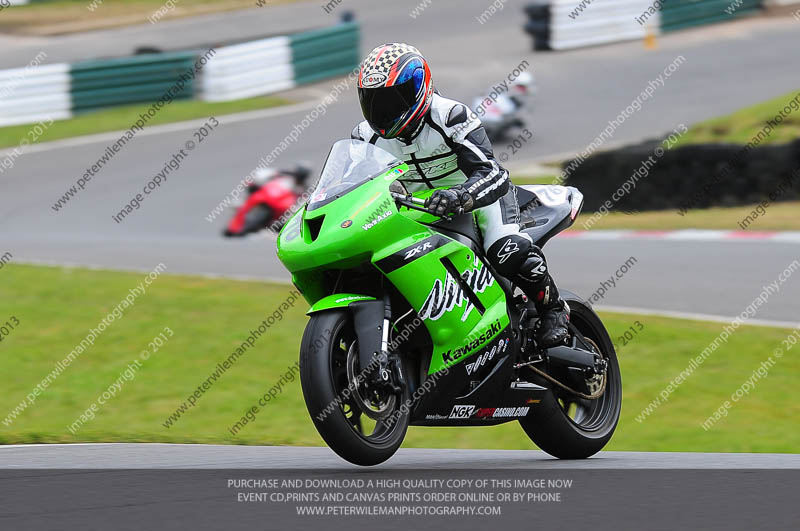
[
  {"left": 660, "top": 0, "right": 763, "bottom": 32},
  {"left": 70, "top": 52, "right": 197, "bottom": 112},
  {"left": 3, "top": 21, "right": 361, "bottom": 126},
  {"left": 290, "top": 22, "right": 360, "bottom": 85}
]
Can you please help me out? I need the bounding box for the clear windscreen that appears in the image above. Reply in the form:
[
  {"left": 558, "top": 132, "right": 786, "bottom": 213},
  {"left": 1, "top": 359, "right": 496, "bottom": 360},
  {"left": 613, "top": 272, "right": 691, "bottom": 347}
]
[{"left": 307, "top": 139, "right": 399, "bottom": 210}]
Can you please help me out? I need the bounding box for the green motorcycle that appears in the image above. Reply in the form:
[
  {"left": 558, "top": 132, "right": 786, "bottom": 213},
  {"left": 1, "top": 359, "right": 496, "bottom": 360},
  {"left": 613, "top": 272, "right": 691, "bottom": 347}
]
[{"left": 277, "top": 139, "right": 621, "bottom": 466}]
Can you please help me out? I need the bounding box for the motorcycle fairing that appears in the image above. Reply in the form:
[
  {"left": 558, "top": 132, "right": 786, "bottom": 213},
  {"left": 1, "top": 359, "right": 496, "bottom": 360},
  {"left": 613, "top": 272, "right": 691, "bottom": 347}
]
[
  {"left": 518, "top": 184, "right": 584, "bottom": 247},
  {"left": 408, "top": 350, "right": 549, "bottom": 426},
  {"left": 306, "top": 293, "right": 377, "bottom": 315},
  {"left": 373, "top": 231, "right": 510, "bottom": 375},
  {"left": 277, "top": 140, "right": 555, "bottom": 427}
]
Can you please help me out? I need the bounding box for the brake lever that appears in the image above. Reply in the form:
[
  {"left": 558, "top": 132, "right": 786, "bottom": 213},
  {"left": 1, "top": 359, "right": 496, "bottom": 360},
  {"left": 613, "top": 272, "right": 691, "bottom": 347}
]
[
  {"left": 391, "top": 192, "right": 429, "bottom": 214},
  {"left": 391, "top": 192, "right": 462, "bottom": 221}
]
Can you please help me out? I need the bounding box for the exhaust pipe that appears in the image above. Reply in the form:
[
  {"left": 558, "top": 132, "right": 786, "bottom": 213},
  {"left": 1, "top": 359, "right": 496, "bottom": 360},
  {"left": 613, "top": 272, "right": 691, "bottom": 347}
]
[{"left": 546, "top": 345, "right": 598, "bottom": 374}]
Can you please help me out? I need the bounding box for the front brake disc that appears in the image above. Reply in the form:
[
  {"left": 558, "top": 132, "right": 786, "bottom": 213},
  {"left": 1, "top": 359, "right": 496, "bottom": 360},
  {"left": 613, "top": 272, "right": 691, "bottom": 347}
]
[{"left": 345, "top": 342, "right": 396, "bottom": 421}]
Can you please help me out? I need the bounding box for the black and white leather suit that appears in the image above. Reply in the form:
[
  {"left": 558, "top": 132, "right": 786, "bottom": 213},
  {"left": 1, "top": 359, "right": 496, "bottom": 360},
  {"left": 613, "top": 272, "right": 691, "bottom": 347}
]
[{"left": 351, "top": 93, "right": 562, "bottom": 312}]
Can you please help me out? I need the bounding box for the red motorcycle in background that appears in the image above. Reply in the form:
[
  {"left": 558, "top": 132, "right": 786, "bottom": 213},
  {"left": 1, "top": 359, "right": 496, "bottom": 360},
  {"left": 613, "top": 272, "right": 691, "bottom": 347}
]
[{"left": 223, "top": 165, "right": 311, "bottom": 237}]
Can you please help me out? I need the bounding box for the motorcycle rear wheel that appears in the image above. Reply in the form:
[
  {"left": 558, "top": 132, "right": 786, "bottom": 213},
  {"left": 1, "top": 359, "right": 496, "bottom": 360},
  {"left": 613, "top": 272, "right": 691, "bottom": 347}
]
[
  {"left": 300, "top": 310, "right": 409, "bottom": 466},
  {"left": 518, "top": 292, "right": 622, "bottom": 459}
]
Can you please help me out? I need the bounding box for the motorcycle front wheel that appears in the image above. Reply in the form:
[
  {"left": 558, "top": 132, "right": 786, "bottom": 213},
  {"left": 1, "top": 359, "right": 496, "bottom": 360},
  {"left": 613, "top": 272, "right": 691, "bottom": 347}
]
[
  {"left": 241, "top": 205, "right": 273, "bottom": 235},
  {"left": 299, "top": 310, "right": 409, "bottom": 466}
]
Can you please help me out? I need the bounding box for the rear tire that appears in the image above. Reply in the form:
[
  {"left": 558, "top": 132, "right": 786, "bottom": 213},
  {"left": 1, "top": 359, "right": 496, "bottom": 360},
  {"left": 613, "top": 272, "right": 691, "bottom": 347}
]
[
  {"left": 300, "top": 310, "right": 409, "bottom": 466},
  {"left": 519, "top": 291, "right": 622, "bottom": 459}
]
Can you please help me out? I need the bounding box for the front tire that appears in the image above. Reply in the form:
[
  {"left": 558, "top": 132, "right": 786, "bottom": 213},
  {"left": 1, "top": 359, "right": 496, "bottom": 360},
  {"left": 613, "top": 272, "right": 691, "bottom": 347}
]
[
  {"left": 519, "top": 291, "right": 622, "bottom": 459},
  {"left": 299, "top": 310, "right": 409, "bottom": 466},
  {"left": 241, "top": 205, "right": 273, "bottom": 235}
]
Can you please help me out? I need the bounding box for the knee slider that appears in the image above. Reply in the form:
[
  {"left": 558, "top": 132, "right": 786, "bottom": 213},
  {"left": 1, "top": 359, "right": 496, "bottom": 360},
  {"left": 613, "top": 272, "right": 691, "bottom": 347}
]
[
  {"left": 486, "top": 235, "right": 531, "bottom": 277},
  {"left": 518, "top": 245, "right": 548, "bottom": 285}
]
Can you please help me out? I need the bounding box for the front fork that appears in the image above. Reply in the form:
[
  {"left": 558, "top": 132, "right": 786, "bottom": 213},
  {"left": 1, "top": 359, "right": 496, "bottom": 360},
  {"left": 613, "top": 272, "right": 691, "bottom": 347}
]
[
  {"left": 351, "top": 295, "right": 405, "bottom": 394},
  {"left": 380, "top": 294, "right": 406, "bottom": 393}
]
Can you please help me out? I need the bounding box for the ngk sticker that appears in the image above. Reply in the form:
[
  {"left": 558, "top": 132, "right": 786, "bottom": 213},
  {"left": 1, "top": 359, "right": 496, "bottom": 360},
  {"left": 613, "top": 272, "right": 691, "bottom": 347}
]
[{"left": 448, "top": 405, "right": 475, "bottom": 419}]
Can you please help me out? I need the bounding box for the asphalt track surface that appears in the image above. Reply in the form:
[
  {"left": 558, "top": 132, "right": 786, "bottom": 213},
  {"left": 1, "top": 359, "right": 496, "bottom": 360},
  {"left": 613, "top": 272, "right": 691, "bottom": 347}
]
[
  {"left": 2, "top": 446, "right": 798, "bottom": 530},
  {"left": 1, "top": 444, "right": 798, "bottom": 468},
  {"left": 2, "top": 4, "right": 800, "bottom": 321}
]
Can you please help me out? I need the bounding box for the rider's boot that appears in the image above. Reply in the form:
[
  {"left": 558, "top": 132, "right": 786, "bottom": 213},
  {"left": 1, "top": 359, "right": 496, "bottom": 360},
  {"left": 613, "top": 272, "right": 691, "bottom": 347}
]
[{"left": 531, "top": 279, "right": 570, "bottom": 348}]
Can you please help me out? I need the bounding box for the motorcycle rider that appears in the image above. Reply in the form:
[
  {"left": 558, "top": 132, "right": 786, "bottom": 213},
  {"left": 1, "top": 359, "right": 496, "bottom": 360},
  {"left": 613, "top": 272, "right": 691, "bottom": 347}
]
[
  {"left": 474, "top": 70, "right": 534, "bottom": 142},
  {"left": 479, "top": 70, "right": 534, "bottom": 120},
  {"left": 507, "top": 71, "right": 535, "bottom": 111},
  {"left": 351, "top": 43, "right": 569, "bottom": 347},
  {"left": 224, "top": 164, "right": 312, "bottom": 237}
]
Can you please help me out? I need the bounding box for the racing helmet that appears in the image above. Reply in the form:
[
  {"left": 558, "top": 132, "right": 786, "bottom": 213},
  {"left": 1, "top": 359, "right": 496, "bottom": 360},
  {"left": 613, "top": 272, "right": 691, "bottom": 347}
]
[
  {"left": 510, "top": 71, "right": 534, "bottom": 95},
  {"left": 252, "top": 167, "right": 278, "bottom": 187},
  {"left": 357, "top": 43, "right": 434, "bottom": 140},
  {"left": 287, "top": 163, "right": 312, "bottom": 187}
]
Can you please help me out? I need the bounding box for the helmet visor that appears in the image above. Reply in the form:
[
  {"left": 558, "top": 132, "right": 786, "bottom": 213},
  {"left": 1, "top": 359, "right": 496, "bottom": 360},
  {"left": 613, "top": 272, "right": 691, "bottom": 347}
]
[{"left": 358, "top": 78, "right": 419, "bottom": 135}]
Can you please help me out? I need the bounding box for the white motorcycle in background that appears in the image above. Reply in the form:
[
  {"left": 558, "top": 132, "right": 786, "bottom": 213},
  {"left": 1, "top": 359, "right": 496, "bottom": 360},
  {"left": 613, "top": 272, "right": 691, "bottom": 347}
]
[{"left": 473, "top": 71, "right": 535, "bottom": 143}]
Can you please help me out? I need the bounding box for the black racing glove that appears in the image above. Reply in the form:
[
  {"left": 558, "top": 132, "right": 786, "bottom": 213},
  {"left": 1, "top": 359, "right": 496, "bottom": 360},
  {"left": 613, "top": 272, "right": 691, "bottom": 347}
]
[{"left": 424, "top": 186, "right": 474, "bottom": 216}]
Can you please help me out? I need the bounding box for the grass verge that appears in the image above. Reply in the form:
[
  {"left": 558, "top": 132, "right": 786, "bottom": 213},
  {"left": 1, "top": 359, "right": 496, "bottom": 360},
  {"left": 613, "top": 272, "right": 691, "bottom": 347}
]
[
  {"left": 573, "top": 201, "right": 800, "bottom": 231},
  {"left": 511, "top": 175, "right": 558, "bottom": 186},
  {"left": 512, "top": 175, "right": 800, "bottom": 231},
  {"left": 672, "top": 89, "right": 800, "bottom": 147},
  {"left": 539, "top": 90, "right": 800, "bottom": 231},
  {"left": 0, "top": 0, "right": 302, "bottom": 35},
  {"left": 0, "top": 264, "right": 797, "bottom": 452},
  {"left": 0, "top": 95, "right": 292, "bottom": 149}
]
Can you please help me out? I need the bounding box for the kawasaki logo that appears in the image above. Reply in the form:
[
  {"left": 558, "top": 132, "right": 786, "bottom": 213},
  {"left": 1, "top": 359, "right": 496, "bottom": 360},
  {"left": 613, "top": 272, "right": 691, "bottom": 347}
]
[
  {"left": 362, "top": 210, "right": 392, "bottom": 230},
  {"left": 418, "top": 257, "right": 495, "bottom": 321},
  {"left": 442, "top": 320, "right": 502, "bottom": 364}
]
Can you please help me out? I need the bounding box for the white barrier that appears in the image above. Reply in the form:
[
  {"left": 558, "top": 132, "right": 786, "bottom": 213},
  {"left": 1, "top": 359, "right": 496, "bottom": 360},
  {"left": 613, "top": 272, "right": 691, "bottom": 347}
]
[
  {"left": 199, "top": 36, "right": 296, "bottom": 102},
  {"left": 0, "top": 24, "right": 357, "bottom": 126},
  {"left": 0, "top": 63, "right": 72, "bottom": 127},
  {"left": 532, "top": 0, "right": 659, "bottom": 50}
]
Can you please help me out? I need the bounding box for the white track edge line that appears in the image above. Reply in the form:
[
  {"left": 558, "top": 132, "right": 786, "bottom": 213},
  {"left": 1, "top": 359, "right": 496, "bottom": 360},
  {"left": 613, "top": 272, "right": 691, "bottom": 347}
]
[{"left": 596, "top": 305, "right": 799, "bottom": 329}]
